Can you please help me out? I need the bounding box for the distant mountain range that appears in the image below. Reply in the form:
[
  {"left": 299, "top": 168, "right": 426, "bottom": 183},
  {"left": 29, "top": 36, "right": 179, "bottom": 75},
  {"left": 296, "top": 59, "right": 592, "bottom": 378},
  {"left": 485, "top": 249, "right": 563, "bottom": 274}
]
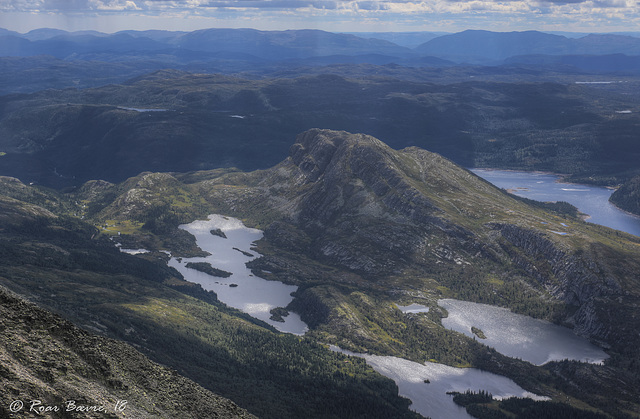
[
  {"left": 3, "top": 27, "right": 640, "bottom": 69},
  {"left": 4, "top": 28, "right": 640, "bottom": 96},
  {"left": 414, "top": 30, "right": 640, "bottom": 63},
  {"left": 2, "top": 26, "right": 640, "bottom": 214},
  {"left": 0, "top": 28, "right": 412, "bottom": 61}
]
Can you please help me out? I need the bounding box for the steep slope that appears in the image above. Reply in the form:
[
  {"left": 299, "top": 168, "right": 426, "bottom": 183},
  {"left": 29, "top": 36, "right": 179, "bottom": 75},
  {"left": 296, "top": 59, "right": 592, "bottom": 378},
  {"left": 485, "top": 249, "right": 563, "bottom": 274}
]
[
  {"left": 241, "top": 129, "right": 638, "bottom": 336},
  {"left": 0, "top": 286, "right": 255, "bottom": 419},
  {"left": 92, "top": 128, "right": 640, "bottom": 353}
]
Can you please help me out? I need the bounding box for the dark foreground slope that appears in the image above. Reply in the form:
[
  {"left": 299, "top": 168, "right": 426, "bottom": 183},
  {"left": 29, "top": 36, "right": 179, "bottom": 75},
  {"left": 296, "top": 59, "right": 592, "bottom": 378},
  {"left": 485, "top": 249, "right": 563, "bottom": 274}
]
[
  {"left": 0, "top": 286, "right": 255, "bottom": 419},
  {"left": 85, "top": 129, "right": 640, "bottom": 417}
]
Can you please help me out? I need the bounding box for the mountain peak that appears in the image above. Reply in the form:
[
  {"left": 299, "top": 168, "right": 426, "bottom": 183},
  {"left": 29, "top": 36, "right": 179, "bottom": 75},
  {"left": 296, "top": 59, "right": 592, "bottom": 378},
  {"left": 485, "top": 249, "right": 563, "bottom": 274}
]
[{"left": 289, "top": 129, "right": 388, "bottom": 183}]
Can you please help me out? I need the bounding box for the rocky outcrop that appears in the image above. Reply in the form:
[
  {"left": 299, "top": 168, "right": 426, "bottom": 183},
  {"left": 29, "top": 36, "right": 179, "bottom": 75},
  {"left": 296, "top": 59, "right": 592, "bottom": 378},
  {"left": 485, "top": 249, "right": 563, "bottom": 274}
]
[
  {"left": 268, "top": 130, "right": 634, "bottom": 343},
  {"left": 289, "top": 129, "right": 441, "bottom": 227}
]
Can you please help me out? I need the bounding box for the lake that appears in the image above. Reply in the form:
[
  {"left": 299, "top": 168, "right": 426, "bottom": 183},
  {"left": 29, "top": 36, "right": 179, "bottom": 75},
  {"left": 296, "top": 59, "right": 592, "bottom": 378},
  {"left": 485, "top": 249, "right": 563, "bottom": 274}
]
[
  {"left": 333, "top": 346, "right": 548, "bottom": 419},
  {"left": 167, "top": 214, "right": 308, "bottom": 335},
  {"left": 472, "top": 168, "right": 640, "bottom": 237},
  {"left": 439, "top": 299, "right": 608, "bottom": 365}
]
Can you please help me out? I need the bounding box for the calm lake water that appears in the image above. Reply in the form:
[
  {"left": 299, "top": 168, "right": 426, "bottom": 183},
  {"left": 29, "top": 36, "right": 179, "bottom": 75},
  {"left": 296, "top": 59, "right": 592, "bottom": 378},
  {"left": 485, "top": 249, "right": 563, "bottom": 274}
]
[
  {"left": 439, "top": 299, "right": 608, "bottom": 365},
  {"left": 472, "top": 169, "right": 640, "bottom": 237},
  {"left": 333, "top": 346, "right": 547, "bottom": 419},
  {"left": 168, "top": 214, "right": 308, "bottom": 335}
]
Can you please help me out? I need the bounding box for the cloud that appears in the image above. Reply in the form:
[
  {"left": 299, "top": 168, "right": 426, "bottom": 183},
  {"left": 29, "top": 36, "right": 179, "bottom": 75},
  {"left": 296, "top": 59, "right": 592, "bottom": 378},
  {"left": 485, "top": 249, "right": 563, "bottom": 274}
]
[
  {"left": 1, "top": 0, "right": 637, "bottom": 13},
  {"left": 1, "top": 0, "right": 639, "bottom": 32},
  {"left": 1, "top": 0, "right": 141, "bottom": 10}
]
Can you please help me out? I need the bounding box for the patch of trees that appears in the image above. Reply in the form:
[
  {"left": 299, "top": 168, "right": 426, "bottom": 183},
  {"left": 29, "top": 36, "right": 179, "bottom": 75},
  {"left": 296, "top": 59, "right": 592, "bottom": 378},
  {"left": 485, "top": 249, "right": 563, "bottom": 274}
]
[
  {"left": 451, "top": 391, "right": 611, "bottom": 419},
  {"left": 610, "top": 175, "right": 640, "bottom": 216}
]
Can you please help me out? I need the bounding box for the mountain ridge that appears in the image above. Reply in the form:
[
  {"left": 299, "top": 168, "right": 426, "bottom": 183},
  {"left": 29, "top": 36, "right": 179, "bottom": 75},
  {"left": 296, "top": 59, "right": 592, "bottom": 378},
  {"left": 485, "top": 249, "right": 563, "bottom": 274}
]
[
  {"left": 4, "top": 27, "right": 640, "bottom": 69},
  {"left": 415, "top": 30, "right": 640, "bottom": 63},
  {"left": 0, "top": 172, "right": 422, "bottom": 419}
]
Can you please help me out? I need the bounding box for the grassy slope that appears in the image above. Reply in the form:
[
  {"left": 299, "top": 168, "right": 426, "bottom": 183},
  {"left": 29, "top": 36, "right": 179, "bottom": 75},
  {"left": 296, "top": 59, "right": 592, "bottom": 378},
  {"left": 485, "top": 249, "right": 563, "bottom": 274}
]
[{"left": 3, "top": 127, "right": 640, "bottom": 417}]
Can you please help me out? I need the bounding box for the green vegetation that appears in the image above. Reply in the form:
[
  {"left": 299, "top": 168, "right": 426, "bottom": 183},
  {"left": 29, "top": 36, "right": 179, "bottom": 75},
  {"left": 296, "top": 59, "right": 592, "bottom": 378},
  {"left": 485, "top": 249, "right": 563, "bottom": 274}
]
[
  {"left": 3, "top": 127, "right": 640, "bottom": 418},
  {"left": 2, "top": 72, "right": 640, "bottom": 190},
  {"left": 0, "top": 286, "right": 255, "bottom": 419},
  {"left": 610, "top": 175, "right": 640, "bottom": 216},
  {"left": 270, "top": 307, "right": 290, "bottom": 322},
  {"left": 101, "top": 219, "right": 144, "bottom": 235},
  {"left": 450, "top": 389, "right": 494, "bottom": 406},
  {"left": 451, "top": 391, "right": 613, "bottom": 419}
]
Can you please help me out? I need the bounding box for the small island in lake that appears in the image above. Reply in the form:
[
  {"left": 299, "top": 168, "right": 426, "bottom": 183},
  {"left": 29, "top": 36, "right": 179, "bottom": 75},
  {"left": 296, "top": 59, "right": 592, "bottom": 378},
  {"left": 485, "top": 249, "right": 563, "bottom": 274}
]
[
  {"left": 210, "top": 228, "right": 227, "bottom": 238},
  {"left": 471, "top": 326, "right": 487, "bottom": 339},
  {"left": 269, "top": 307, "right": 290, "bottom": 322},
  {"left": 233, "top": 247, "right": 254, "bottom": 257},
  {"left": 185, "top": 262, "right": 232, "bottom": 278}
]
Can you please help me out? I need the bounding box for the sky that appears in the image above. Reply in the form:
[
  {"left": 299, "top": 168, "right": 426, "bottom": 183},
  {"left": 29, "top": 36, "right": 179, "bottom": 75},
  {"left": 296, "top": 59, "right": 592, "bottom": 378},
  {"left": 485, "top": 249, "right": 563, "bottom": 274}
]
[{"left": 0, "top": 0, "right": 638, "bottom": 34}]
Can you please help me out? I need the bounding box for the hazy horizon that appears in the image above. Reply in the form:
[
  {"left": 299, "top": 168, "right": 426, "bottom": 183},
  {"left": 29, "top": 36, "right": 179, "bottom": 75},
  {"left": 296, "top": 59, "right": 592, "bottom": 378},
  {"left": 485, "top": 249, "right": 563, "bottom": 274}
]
[
  {"left": 3, "top": 26, "right": 640, "bottom": 38},
  {"left": 0, "top": 0, "right": 637, "bottom": 35}
]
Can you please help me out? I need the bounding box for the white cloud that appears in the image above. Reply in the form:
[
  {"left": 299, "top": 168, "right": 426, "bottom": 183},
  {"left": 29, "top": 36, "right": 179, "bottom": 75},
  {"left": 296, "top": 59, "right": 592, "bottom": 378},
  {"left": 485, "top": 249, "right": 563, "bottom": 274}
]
[
  {"left": 90, "top": 0, "right": 141, "bottom": 9},
  {"left": 0, "top": 0, "right": 638, "bottom": 32}
]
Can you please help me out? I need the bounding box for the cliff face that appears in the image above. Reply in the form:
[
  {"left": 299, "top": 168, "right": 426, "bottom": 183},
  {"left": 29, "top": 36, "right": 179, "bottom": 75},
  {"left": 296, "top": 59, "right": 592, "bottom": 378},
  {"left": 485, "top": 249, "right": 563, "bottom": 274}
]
[
  {"left": 489, "top": 223, "right": 624, "bottom": 341},
  {"left": 262, "top": 129, "right": 477, "bottom": 277},
  {"left": 85, "top": 128, "right": 640, "bottom": 352},
  {"left": 55, "top": 128, "right": 640, "bottom": 417}
]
